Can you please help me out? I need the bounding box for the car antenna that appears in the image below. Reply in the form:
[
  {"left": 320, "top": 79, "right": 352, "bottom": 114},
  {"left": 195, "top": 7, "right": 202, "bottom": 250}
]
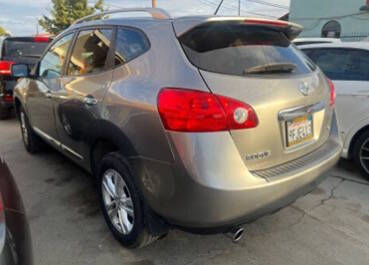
[{"left": 214, "top": 0, "right": 225, "bottom": 15}]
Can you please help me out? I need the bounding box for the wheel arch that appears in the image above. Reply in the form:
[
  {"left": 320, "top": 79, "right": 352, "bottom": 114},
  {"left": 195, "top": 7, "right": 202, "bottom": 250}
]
[
  {"left": 348, "top": 124, "right": 369, "bottom": 159},
  {"left": 13, "top": 96, "right": 22, "bottom": 118},
  {"left": 88, "top": 119, "right": 139, "bottom": 175}
]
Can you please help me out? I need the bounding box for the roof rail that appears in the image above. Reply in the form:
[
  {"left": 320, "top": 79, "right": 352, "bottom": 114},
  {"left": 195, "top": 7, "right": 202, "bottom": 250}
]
[{"left": 72, "top": 8, "right": 171, "bottom": 25}]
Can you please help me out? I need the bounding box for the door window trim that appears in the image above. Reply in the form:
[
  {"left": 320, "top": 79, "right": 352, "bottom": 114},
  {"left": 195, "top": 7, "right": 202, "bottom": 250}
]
[
  {"left": 110, "top": 25, "right": 151, "bottom": 71},
  {"left": 63, "top": 25, "right": 116, "bottom": 78},
  {"left": 35, "top": 31, "right": 77, "bottom": 77}
]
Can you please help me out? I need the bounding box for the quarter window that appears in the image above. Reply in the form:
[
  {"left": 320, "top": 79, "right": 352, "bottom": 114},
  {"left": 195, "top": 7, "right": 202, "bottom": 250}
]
[
  {"left": 114, "top": 28, "right": 150, "bottom": 66},
  {"left": 67, "top": 29, "right": 113, "bottom": 76},
  {"left": 39, "top": 33, "right": 74, "bottom": 79},
  {"left": 303, "top": 48, "right": 369, "bottom": 81}
]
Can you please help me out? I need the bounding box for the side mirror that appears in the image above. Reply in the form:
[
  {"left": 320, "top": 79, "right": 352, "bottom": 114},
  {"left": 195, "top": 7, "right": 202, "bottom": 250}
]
[{"left": 11, "top": 64, "right": 29, "bottom": 78}]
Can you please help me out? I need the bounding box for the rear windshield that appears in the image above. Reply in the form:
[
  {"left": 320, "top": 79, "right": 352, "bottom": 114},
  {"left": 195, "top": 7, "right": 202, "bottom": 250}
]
[
  {"left": 179, "top": 23, "right": 314, "bottom": 76},
  {"left": 3, "top": 38, "right": 50, "bottom": 59}
]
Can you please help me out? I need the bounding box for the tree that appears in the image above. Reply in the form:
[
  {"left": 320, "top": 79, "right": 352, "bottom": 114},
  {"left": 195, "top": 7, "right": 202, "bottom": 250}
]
[
  {"left": 39, "top": 0, "right": 105, "bottom": 35},
  {"left": 0, "top": 26, "right": 7, "bottom": 36}
]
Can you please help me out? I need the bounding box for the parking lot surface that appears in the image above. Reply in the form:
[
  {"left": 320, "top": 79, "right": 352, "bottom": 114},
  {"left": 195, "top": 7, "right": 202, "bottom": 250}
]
[{"left": 2, "top": 117, "right": 369, "bottom": 265}]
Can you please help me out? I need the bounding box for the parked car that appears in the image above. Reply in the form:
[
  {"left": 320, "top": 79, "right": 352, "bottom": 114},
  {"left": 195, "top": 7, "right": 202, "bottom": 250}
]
[
  {"left": 12, "top": 8, "right": 342, "bottom": 248},
  {"left": 299, "top": 42, "right": 369, "bottom": 179},
  {"left": 0, "top": 34, "right": 52, "bottom": 119},
  {"left": 293, "top": 37, "right": 341, "bottom": 46},
  {"left": 0, "top": 157, "right": 33, "bottom": 265}
]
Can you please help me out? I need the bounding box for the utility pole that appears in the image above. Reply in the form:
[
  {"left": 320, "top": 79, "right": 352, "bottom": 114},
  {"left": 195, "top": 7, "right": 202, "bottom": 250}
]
[
  {"left": 152, "top": 0, "right": 156, "bottom": 8},
  {"left": 238, "top": 0, "right": 241, "bottom": 16}
]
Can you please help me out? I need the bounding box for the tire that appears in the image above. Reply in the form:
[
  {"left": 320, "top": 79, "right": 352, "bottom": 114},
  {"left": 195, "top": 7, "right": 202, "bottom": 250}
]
[
  {"left": 0, "top": 106, "right": 11, "bottom": 120},
  {"left": 353, "top": 130, "right": 369, "bottom": 180},
  {"left": 19, "top": 107, "right": 43, "bottom": 153},
  {"left": 98, "top": 152, "right": 158, "bottom": 248}
]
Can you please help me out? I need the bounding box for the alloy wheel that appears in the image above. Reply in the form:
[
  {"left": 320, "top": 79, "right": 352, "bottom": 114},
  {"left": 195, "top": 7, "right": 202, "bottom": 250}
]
[
  {"left": 102, "top": 169, "right": 135, "bottom": 235},
  {"left": 359, "top": 137, "right": 369, "bottom": 175},
  {"left": 20, "top": 112, "right": 29, "bottom": 146}
]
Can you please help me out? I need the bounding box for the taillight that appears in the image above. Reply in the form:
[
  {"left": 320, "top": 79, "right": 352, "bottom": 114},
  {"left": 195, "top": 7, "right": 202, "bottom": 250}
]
[
  {"left": 34, "top": 35, "right": 50, "bottom": 42},
  {"left": 328, "top": 79, "right": 336, "bottom": 107},
  {"left": 157, "top": 88, "right": 258, "bottom": 132},
  {"left": 0, "top": 60, "right": 15, "bottom": 75},
  {"left": 4, "top": 94, "right": 13, "bottom": 103}
]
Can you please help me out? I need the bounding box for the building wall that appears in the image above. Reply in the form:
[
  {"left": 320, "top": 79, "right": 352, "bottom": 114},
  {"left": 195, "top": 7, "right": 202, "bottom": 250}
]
[{"left": 290, "top": 0, "right": 369, "bottom": 40}]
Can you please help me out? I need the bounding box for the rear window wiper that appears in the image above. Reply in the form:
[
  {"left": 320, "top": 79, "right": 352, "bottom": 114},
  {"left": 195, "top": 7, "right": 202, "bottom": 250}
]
[
  {"left": 21, "top": 54, "right": 41, "bottom": 59},
  {"left": 244, "top": 63, "right": 297, "bottom": 75}
]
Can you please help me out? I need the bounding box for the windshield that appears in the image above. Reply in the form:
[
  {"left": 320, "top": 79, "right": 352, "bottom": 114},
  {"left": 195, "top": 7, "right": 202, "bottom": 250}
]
[{"left": 179, "top": 23, "right": 314, "bottom": 76}]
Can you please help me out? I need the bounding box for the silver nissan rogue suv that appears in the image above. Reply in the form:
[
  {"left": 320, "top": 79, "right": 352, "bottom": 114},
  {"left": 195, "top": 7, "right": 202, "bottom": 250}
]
[{"left": 12, "top": 8, "right": 342, "bottom": 248}]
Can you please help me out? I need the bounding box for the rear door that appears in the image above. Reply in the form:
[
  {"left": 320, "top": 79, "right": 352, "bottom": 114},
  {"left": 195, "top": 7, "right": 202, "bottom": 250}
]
[
  {"left": 55, "top": 27, "right": 114, "bottom": 166},
  {"left": 303, "top": 47, "right": 369, "bottom": 139},
  {"left": 177, "top": 21, "right": 333, "bottom": 171}
]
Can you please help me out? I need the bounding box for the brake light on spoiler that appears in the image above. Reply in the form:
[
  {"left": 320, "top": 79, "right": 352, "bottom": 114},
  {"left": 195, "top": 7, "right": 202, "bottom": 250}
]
[
  {"left": 173, "top": 17, "right": 303, "bottom": 41},
  {"left": 244, "top": 18, "right": 289, "bottom": 27},
  {"left": 0, "top": 60, "right": 15, "bottom": 75},
  {"left": 34, "top": 34, "right": 51, "bottom": 43}
]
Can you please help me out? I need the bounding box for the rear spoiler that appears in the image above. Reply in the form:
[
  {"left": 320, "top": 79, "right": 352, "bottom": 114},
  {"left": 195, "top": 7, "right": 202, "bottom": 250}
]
[{"left": 173, "top": 17, "right": 303, "bottom": 41}]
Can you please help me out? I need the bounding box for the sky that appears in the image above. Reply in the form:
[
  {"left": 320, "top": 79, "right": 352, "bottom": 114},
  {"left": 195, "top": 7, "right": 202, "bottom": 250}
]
[{"left": 0, "top": 0, "right": 290, "bottom": 36}]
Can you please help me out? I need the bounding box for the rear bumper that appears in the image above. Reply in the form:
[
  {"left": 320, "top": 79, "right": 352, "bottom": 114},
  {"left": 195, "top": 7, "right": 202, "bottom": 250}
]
[
  {"left": 0, "top": 99, "right": 13, "bottom": 110},
  {"left": 138, "top": 112, "right": 342, "bottom": 232}
]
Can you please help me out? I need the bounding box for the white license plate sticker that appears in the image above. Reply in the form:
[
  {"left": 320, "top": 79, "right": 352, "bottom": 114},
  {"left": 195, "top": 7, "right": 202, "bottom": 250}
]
[{"left": 286, "top": 115, "right": 313, "bottom": 147}]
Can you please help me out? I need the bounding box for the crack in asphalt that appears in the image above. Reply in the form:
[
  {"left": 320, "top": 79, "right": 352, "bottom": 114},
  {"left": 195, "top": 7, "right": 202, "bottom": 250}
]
[
  {"left": 330, "top": 174, "right": 369, "bottom": 186},
  {"left": 289, "top": 205, "right": 369, "bottom": 249},
  {"left": 309, "top": 178, "right": 345, "bottom": 212},
  {"left": 289, "top": 205, "right": 323, "bottom": 227},
  {"left": 289, "top": 177, "right": 347, "bottom": 227}
]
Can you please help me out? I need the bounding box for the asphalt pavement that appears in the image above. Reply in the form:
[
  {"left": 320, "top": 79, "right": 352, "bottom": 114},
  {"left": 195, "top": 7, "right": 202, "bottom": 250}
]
[{"left": 1, "top": 117, "right": 369, "bottom": 265}]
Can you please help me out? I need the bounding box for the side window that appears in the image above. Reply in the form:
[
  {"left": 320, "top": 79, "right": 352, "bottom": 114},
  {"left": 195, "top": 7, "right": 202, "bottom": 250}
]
[
  {"left": 114, "top": 28, "right": 150, "bottom": 66},
  {"left": 67, "top": 28, "right": 113, "bottom": 76},
  {"left": 39, "top": 33, "right": 74, "bottom": 79},
  {"left": 347, "top": 49, "right": 369, "bottom": 81},
  {"left": 303, "top": 48, "right": 369, "bottom": 81}
]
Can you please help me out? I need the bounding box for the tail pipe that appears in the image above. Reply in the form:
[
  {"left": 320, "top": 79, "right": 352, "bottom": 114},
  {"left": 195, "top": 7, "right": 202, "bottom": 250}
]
[{"left": 225, "top": 227, "right": 245, "bottom": 243}]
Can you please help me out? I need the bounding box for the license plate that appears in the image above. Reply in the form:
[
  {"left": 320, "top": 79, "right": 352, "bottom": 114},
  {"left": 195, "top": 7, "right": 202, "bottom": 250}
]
[{"left": 286, "top": 114, "right": 313, "bottom": 147}]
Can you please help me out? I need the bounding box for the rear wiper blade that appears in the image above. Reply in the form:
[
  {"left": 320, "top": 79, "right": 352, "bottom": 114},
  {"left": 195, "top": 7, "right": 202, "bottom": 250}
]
[
  {"left": 244, "top": 63, "right": 297, "bottom": 75},
  {"left": 21, "top": 54, "right": 41, "bottom": 59}
]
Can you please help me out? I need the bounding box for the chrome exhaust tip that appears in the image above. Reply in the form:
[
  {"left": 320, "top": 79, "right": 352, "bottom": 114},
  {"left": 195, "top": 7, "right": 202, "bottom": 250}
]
[{"left": 225, "top": 227, "right": 245, "bottom": 243}]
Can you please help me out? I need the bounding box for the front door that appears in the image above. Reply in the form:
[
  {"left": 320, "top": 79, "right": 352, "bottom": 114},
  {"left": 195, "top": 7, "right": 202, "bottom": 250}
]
[
  {"left": 54, "top": 28, "right": 114, "bottom": 168},
  {"left": 27, "top": 33, "right": 75, "bottom": 146}
]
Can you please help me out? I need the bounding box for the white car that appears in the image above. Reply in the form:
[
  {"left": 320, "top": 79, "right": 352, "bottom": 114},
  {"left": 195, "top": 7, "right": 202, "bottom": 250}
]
[
  {"left": 293, "top": 37, "right": 341, "bottom": 46},
  {"left": 300, "top": 42, "right": 369, "bottom": 178}
]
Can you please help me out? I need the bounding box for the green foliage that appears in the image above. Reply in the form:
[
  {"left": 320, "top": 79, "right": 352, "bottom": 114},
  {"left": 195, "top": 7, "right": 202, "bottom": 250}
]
[
  {"left": 0, "top": 26, "right": 7, "bottom": 36},
  {"left": 39, "top": 0, "right": 105, "bottom": 35}
]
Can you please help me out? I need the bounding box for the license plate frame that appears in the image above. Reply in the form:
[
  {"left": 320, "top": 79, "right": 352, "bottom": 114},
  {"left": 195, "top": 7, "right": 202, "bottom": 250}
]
[{"left": 286, "top": 114, "right": 313, "bottom": 147}]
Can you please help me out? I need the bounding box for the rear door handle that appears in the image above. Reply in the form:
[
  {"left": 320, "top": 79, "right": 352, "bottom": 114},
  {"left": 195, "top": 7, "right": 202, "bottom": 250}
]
[{"left": 83, "top": 96, "right": 98, "bottom": 106}]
